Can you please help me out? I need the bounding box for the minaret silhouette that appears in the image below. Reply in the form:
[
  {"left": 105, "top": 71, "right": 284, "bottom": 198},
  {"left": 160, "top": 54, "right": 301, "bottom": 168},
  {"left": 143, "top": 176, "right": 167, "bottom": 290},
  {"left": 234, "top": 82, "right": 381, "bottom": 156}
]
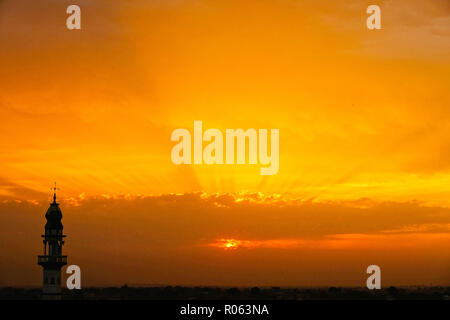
[{"left": 37, "top": 183, "right": 67, "bottom": 300}]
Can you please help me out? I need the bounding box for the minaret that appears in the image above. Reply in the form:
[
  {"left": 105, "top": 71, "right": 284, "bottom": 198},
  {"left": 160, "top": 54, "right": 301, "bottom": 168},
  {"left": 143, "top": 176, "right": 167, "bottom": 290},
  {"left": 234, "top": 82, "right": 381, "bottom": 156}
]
[{"left": 37, "top": 184, "right": 67, "bottom": 300}]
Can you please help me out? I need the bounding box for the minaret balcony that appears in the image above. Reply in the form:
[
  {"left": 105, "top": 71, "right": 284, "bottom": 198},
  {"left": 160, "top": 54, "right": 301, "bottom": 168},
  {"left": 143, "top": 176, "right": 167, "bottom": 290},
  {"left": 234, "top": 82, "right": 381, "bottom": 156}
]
[{"left": 37, "top": 255, "right": 67, "bottom": 267}]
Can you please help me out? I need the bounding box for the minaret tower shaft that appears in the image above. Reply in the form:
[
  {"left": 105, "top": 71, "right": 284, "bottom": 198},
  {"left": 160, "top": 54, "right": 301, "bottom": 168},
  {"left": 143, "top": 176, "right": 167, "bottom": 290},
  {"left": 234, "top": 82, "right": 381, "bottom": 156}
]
[{"left": 37, "top": 184, "right": 67, "bottom": 300}]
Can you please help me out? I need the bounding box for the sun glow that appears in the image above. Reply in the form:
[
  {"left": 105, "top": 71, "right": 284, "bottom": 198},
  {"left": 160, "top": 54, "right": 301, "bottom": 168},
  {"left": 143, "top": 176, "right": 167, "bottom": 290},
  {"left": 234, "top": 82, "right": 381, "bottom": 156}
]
[{"left": 219, "top": 238, "right": 241, "bottom": 250}]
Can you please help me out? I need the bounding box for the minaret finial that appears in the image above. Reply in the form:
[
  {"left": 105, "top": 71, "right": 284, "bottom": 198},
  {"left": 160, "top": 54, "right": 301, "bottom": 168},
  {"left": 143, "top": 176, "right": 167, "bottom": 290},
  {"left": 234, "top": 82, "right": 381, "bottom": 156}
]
[{"left": 52, "top": 182, "right": 57, "bottom": 204}]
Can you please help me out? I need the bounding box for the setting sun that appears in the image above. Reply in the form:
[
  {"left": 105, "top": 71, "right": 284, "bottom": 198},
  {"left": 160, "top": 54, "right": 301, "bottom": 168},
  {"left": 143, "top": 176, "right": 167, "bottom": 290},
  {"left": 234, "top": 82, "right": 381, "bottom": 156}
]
[{"left": 221, "top": 239, "right": 241, "bottom": 250}]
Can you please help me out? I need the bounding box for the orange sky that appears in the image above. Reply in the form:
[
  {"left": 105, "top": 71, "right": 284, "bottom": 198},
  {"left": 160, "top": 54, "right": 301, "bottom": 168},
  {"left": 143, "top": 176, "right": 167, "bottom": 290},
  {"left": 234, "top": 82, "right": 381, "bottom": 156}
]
[{"left": 0, "top": 0, "right": 449, "bottom": 286}]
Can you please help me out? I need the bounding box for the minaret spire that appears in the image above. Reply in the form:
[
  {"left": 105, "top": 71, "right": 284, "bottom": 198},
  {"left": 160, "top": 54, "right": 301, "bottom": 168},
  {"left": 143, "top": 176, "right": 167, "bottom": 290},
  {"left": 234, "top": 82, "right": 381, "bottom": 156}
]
[{"left": 52, "top": 182, "right": 57, "bottom": 204}]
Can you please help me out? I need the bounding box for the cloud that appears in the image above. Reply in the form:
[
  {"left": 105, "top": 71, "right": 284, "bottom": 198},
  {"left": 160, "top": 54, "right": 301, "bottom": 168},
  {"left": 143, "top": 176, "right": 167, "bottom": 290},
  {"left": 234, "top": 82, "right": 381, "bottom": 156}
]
[
  {"left": 208, "top": 231, "right": 450, "bottom": 250},
  {"left": 1, "top": 192, "right": 449, "bottom": 286},
  {"left": 0, "top": 177, "right": 47, "bottom": 200}
]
